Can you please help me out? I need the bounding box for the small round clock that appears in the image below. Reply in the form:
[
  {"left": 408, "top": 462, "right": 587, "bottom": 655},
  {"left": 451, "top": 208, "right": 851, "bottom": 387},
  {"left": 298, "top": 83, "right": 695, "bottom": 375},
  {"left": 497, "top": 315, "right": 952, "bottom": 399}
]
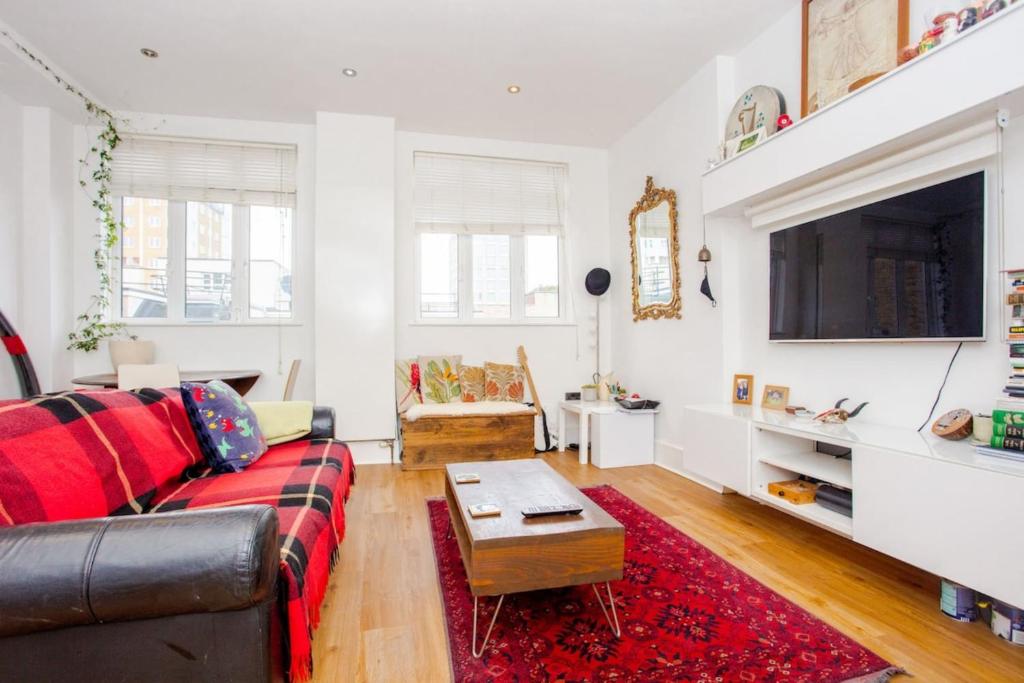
[
  {"left": 932, "top": 408, "right": 974, "bottom": 440},
  {"left": 724, "top": 86, "right": 785, "bottom": 141}
]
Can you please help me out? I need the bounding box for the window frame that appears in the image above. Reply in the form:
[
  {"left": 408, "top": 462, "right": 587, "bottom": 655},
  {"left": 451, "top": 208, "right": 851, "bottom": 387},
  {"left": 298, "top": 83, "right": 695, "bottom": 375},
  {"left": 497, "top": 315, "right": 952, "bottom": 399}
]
[
  {"left": 112, "top": 197, "right": 298, "bottom": 326},
  {"left": 413, "top": 232, "right": 571, "bottom": 326}
]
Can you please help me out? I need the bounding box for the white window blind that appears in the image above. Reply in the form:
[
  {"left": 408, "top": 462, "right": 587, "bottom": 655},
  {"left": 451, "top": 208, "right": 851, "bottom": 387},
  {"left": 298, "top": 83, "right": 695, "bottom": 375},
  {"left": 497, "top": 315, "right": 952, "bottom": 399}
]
[
  {"left": 110, "top": 135, "right": 297, "bottom": 208},
  {"left": 414, "top": 152, "right": 566, "bottom": 235}
]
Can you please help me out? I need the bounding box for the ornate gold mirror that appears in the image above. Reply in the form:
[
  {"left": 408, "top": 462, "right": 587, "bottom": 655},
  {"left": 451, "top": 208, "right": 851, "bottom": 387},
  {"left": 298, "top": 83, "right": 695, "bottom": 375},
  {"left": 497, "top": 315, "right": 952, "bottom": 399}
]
[{"left": 629, "top": 176, "right": 680, "bottom": 320}]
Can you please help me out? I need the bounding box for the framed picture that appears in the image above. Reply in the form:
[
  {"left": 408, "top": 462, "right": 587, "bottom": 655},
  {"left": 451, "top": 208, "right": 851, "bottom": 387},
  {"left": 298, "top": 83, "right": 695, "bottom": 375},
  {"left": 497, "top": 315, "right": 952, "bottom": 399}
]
[
  {"left": 801, "top": 0, "right": 909, "bottom": 116},
  {"left": 732, "top": 374, "right": 754, "bottom": 405},
  {"left": 725, "top": 128, "right": 767, "bottom": 158},
  {"left": 762, "top": 385, "right": 791, "bottom": 411}
]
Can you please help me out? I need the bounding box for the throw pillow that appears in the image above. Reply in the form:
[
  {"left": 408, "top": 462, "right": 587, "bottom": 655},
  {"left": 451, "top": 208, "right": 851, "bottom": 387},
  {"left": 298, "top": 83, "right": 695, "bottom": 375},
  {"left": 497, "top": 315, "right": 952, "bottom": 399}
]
[
  {"left": 459, "top": 365, "right": 486, "bottom": 402},
  {"left": 484, "top": 361, "right": 525, "bottom": 402},
  {"left": 418, "top": 355, "right": 463, "bottom": 404},
  {"left": 395, "top": 359, "right": 422, "bottom": 412},
  {"left": 180, "top": 380, "right": 268, "bottom": 473}
]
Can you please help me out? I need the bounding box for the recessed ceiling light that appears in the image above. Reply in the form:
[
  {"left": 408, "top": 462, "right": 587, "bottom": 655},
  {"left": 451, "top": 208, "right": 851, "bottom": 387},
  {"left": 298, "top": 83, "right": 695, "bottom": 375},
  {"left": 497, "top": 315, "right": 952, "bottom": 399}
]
[
  {"left": 507, "top": 85, "right": 521, "bottom": 94},
  {"left": 342, "top": 68, "right": 358, "bottom": 77},
  {"left": 140, "top": 48, "right": 159, "bottom": 59}
]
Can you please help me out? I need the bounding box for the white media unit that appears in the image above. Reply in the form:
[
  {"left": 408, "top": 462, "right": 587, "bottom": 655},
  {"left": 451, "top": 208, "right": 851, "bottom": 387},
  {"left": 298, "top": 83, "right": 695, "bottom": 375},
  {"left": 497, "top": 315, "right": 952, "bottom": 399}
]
[{"left": 680, "top": 404, "right": 1024, "bottom": 608}]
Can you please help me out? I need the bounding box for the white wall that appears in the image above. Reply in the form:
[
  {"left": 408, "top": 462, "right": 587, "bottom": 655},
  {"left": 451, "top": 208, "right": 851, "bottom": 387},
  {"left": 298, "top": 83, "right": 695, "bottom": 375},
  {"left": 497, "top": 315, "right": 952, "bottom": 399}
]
[
  {"left": 608, "top": 58, "right": 730, "bottom": 470},
  {"left": 723, "top": 12, "right": 1023, "bottom": 427},
  {"left": 0, "top": 91, "right": 23, "bottom": 399},
  {"left": 314, "top": 112, "right": 396, "bottom": 463},
  {"left": 18, "top": 106, "right": 74, "bottom": 393},
  {"left": 70, "top": 112, "right": 318, "bottom": 402},
  {"left": 608, "top": 10, "right": 1024, "bottom": 453},
  {"left": 394, "top": 132, "right": 610, "bottom": 413}
]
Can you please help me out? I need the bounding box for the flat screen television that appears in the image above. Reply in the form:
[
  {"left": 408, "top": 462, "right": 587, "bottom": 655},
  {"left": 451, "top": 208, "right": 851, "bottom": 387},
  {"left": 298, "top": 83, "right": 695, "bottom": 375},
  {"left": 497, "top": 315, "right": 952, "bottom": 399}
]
[{"left": 769, "top": 172, "right": 985, "bottom": 341}]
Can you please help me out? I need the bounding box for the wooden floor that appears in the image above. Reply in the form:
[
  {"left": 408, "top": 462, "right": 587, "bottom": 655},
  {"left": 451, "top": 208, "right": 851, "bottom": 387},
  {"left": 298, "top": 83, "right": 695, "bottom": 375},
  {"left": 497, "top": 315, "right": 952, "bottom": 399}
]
[{"left": 311, "top": 453, "right": 1024, "bottom": 682}]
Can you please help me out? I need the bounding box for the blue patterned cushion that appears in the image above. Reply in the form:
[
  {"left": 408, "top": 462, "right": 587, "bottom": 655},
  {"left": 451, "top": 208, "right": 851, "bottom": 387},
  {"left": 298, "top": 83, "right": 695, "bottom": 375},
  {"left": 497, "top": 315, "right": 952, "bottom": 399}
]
[{"left": 180, "top": 380, "right": 268, "bottom": 473}]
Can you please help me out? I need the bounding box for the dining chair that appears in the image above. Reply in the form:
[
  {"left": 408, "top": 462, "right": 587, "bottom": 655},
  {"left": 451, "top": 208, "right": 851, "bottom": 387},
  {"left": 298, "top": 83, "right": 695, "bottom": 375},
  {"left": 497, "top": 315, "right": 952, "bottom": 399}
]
[
  {"left": 117, "top": 364, "right": 181, "bottom": 390},
  {"left": 282, "top": 359, "right": 301, "bottom": 401}
]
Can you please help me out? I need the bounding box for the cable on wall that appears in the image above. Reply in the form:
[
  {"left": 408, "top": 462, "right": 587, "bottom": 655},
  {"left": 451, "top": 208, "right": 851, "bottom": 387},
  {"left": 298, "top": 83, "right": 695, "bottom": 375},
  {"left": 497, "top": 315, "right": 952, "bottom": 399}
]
[{"left": 918, "top": 341, "right": 964, "bottom": 432}]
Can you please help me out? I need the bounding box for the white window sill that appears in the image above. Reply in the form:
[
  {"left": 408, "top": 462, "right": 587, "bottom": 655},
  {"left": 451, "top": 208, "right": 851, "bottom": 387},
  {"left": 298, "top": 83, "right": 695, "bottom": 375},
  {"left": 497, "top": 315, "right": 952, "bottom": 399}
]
[
  {"left": 116, "top": 320, "right": 305, "bottom": 328},
  {"left": 409, "top": 319, "right": 577, "bottom": 328}
]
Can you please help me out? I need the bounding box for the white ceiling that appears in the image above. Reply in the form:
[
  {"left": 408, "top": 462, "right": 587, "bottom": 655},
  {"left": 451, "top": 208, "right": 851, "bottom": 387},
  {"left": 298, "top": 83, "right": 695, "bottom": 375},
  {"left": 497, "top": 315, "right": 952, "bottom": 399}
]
[{"left": 0, "top": 0, "right": 794, "bottom": 147}]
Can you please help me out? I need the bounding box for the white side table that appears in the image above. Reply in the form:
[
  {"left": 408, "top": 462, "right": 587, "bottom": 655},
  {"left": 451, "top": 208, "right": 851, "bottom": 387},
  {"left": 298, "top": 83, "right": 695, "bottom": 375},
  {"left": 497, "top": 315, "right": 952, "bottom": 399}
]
[{"left": 558, "top": 400, "right": 657, "bottom": 466}]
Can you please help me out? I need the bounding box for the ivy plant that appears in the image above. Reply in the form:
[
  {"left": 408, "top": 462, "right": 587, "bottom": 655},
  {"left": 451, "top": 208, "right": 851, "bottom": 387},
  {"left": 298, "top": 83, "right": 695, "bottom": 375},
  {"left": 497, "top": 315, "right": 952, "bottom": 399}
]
[{"left": 0, "top": 30, "right": 133, "bottom": 352}]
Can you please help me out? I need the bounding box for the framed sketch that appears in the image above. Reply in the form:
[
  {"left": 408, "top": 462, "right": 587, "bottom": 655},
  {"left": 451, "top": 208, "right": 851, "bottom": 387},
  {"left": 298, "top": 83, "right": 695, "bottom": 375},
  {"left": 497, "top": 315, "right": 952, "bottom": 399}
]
[
  {"left": 762, "top": 385, "right": 791, "bottom": 411},
  {"left": 801, "top": 0, "right": 909, "bottom": 116},
  {"left": 732, "top": 374, "right": 754, "bottom": 405}
]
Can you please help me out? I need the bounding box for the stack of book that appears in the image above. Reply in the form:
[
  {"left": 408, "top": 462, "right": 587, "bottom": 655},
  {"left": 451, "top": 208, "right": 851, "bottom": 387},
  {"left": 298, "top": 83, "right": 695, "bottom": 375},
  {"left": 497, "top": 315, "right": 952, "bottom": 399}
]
[
  {"left": 978, "top": 271, "right": 1024, "bottom": 463},
  {"left": 976, "top": 410, "right": 1024, "bottom": 463},
  {"left": 1004, "top": 271, "right": 1024, "bottom": 409}
]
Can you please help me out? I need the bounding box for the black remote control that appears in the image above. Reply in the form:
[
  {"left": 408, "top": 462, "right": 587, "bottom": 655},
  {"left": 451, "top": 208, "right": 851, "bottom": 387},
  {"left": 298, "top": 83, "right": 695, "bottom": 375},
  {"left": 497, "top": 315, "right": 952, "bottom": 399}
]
[{"left": 521, "top": 503, "right": 584, "bottom": 518}]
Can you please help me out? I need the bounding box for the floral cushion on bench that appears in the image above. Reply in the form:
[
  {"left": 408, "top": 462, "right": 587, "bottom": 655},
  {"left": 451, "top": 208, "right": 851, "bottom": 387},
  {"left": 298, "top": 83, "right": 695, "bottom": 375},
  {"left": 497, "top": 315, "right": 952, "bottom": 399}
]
[
  {"left": 484, "top": 361, "right": 525, "bottom": 402},
  {"left": 418, "top": 355, "right": 463, "bottom": 404},
  {"left": 395, "top": 359, "right": 423, "bottom": 413},
  {"left": 458, "top": 365, "right": 486, "bottom": 402}
]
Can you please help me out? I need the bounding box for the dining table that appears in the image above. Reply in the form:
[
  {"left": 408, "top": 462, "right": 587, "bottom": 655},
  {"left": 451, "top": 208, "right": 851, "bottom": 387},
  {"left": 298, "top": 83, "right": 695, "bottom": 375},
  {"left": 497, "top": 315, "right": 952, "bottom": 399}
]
[{"left": 72, "top": 369, "right": 262, "bottom": 396}]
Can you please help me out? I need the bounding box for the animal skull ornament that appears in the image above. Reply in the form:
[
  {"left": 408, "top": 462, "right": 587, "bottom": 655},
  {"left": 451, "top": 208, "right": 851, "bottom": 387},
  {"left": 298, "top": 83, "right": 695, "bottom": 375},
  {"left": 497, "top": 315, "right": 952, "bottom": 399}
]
[{"left": 814, "top": 398, "right": 869, "bottom": 424}]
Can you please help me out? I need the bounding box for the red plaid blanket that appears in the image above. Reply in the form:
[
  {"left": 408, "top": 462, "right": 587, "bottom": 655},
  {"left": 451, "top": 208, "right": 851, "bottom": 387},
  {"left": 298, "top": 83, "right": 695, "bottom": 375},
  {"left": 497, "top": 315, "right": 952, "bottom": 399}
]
[
  {"left": 0, "top": 389, "right": 202, "bottom": 524},
  {"left": 151, "top": 437, "right": 355, "bottom": 681}
]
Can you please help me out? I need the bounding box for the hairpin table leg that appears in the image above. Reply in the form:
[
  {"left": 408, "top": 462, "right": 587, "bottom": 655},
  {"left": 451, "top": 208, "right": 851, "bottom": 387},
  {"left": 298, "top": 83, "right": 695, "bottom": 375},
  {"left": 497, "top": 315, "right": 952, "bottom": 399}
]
[
  {"left": 472, "top": 594, "right": 505, "bottom": 658},
  {"left": 592, "top": 582, "right": 621, "bottom": 638}
]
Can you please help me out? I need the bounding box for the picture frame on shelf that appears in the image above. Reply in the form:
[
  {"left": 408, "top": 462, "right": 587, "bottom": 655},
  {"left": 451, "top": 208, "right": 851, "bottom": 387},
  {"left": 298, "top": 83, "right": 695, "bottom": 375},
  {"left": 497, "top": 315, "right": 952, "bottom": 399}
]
[
  {"left": 762, "top": 385, "right": 791, "bottom": 411},
  {"left": 732, "top": 374, "right": 754, "bottom": 405},
  {"left": 725, "top": 128, "right": 767, "bottom": 158},
  {"left": 801, "top": 0, "right": 909, "bottom": 117}
]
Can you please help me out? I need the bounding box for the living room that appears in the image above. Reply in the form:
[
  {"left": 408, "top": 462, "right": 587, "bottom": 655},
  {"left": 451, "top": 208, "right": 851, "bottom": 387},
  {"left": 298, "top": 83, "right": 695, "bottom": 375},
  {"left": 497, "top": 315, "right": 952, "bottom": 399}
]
[{"left": 0, "top": 1, "right": 1022, "bottom": 681}]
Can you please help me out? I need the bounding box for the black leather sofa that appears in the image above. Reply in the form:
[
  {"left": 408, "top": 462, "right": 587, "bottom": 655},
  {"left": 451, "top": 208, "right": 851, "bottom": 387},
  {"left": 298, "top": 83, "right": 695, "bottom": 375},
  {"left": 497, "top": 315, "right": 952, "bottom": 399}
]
[{"left": 0, "top": 407, "right": 340, "bottom": 683}]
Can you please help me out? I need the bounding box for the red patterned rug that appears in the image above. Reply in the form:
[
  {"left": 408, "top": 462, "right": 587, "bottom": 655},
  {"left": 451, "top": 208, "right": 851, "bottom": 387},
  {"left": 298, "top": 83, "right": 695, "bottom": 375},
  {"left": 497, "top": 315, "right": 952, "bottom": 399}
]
[{"left": 428, "top": 485, "right": 903, "bottom": 682}]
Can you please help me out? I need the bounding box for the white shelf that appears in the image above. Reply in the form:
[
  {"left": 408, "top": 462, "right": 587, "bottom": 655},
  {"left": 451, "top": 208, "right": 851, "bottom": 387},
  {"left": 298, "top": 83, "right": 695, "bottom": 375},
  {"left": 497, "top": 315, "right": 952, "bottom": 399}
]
[
  {"left": 684, "top": 403, "right": 1024, "bottom": 479},
  {"left": 756, "top": 450, "right": 852, "bottom": 489},
  {"left": 701, "top": 4, "right": 1024, "bottom": 217},
  {"left": 751, "top": 489, "right": 853, "bottom": 538}
]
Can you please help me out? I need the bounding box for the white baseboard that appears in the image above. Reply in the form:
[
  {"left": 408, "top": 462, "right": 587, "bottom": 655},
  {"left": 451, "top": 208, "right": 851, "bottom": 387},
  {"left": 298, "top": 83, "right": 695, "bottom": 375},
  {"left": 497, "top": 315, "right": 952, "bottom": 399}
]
[
  {"left": 346, "top": 440, "right": 395, "bottom": 465},
  {"left": 654, "top": 440, "right": 727, "bottom": 494}
]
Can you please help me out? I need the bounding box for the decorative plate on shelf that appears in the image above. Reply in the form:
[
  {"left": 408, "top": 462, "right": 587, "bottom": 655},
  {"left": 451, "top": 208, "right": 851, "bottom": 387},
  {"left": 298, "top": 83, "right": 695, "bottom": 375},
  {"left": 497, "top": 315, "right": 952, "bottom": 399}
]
[{"left": 724, "top": 85, "right": 784, "bottom": 141}]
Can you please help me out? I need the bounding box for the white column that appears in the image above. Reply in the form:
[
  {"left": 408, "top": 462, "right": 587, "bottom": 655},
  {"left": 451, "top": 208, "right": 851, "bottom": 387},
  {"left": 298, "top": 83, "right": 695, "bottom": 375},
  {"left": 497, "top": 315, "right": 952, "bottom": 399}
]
[
  {"left": 313, "top": 112, "right": 396, "bottom": 463},
  {"left": 19, "top": 106, "right": 74, "bottom": 393}
]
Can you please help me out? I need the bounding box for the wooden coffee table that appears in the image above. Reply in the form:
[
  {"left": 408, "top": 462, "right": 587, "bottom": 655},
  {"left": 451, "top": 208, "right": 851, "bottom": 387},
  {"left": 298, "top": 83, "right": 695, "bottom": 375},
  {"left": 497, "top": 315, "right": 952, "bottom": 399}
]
[{"left": 444, "top": 459, "right": 625, "bottom": 656}]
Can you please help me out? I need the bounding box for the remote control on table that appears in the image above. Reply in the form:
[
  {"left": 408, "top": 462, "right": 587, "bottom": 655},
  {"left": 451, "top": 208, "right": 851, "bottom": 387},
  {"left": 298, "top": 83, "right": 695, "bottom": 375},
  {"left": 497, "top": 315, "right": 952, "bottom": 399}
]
[{"left": 521, "top": 503, "right": 584, "bottom": 518}]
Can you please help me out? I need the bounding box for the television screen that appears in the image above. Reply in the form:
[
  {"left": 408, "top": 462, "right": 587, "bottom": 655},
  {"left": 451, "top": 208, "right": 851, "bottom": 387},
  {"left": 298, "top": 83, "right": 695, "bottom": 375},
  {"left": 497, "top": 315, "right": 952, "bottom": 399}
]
[{"left": 769, "top": 172, "right": 985, "bottom": 341}]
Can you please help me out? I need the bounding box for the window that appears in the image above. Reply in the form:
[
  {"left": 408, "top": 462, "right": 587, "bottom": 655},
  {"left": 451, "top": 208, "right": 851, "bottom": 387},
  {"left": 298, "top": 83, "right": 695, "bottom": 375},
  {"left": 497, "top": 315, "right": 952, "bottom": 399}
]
[
  {"left": 419, "top": 233, "right": 459, "bottom": 318},
  {"left": 525, "top": 235, "right": 559, "bottom": 318},
  {"left": 414, "top": 152, "right": 567, "bottom": 323},
  {"left": 249, "top": 206, "right": 293, "bottom": 319},
  {"left": 120, "top": 197, "right": 168, "bottom": 319},
  {"left": 186, "top": 201, "right": 233, "bottom": 320},
  {"left": 111, "top": 135, "right": 297, "bottom": 323},
  {"left": 472, "top": 235, "right": 510, "bottom": 319}
]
